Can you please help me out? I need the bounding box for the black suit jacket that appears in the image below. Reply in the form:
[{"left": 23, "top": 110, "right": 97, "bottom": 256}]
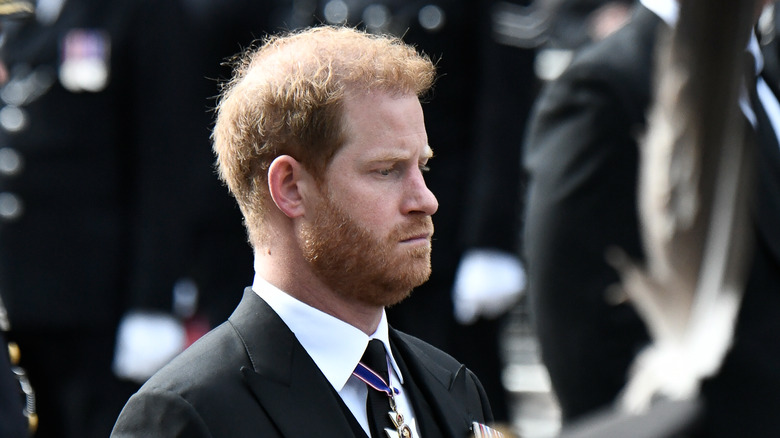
[
  {"left": 111, "top": 289, "right": 493, "bottom": 437},
  {"left": 523, "top": 4, "right": 780, "bottom": 436},
  {"left": 523, "top": 4, "right": 657, "bottom": 420}
]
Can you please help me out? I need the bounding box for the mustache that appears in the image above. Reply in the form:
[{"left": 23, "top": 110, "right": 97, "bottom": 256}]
[{"left": 391, "top": 216, "right": 434, "bottom": 241}]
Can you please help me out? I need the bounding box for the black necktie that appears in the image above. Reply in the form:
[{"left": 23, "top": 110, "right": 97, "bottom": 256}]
[{"left": 361, "top": 339, "right": 396, "bottom": 438}]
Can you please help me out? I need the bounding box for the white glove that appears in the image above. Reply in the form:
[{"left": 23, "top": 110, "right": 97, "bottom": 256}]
[
  {"left": 113, "top": 311, "right": 186, "bottom": 383},
  {"left": 452, "top": 249, "right": 526, "bottom": 325}
]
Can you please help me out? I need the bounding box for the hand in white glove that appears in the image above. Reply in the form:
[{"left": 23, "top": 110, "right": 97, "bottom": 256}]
[
  {"left": 112, "top": 311, "right": 186, "bottom": 383},
  {"left": 453, "top": 249, "right": 526, "bottom": 325}
]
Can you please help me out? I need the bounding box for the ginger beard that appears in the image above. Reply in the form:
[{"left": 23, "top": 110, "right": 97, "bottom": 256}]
[{"left": 299, "top": 191, "right": 434, "bottom": 308}]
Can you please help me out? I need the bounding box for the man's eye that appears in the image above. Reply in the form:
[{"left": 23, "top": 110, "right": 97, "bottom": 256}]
[{"left": 378, "top": 168, "right": 393, "bottom": 176}]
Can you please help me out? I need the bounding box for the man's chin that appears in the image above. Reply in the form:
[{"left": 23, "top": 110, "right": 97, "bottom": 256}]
[
  {"left": 381, "top": 288, "right": 414, "bottom": 309},
  {"left": 381, "top": 266, "right": 431, "bottom": 307}
]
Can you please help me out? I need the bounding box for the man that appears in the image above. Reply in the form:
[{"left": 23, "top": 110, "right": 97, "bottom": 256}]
[
  {"left": 111, "top": 26, "right": 496, "bottom": 437},
  {"left": 264, "top": 2, "right": 534, "bottom": 421},
  {"left": 523, "top": 0, "right": 780, "bottom": 435}
]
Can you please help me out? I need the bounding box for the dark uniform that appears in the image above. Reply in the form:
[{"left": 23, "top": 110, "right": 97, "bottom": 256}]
[
  {"left": 0, "top": 0, "right": 210, "bottom": 436},
  {"left": 0, "top": 301, "right": 28, "bottom": 438},
  {"left": 0, "top": 3, "right": 36, "bottom": 437}
]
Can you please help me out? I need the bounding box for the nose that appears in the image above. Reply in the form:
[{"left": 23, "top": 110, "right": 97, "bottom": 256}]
[{"left": 403, "top": 168, "right": 438, "bottom": 216}]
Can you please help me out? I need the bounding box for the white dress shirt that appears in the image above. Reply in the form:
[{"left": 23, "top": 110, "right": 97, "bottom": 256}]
[{"left": 252, "top": 274, "right": 420, "bottom": 437}]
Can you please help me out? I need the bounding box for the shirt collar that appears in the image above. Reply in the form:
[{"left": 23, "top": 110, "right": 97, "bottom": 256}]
[{"left": 252, "top": 274, "right": 405, "bottom": 391}]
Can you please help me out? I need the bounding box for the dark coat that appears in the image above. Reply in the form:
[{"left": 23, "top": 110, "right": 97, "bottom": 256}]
[
  {"left": 523, "top": 4, "right": 657, "bottom": 420},
  {"left": 0, "top": 0, "right": 210, "bottom": 330},
  {"left": 523, "top": 4, "right": 780, "bottom": 436},
  {"left": 0, "top": 2, "right": 222, "bottom": 435},
  {"left": 111, "top": 289, "right": 494, "bottom": 437}
]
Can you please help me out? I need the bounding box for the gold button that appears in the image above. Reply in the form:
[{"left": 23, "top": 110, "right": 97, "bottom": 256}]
[{"left": 8, "top": 341, "right": 20, "bottom": 365}]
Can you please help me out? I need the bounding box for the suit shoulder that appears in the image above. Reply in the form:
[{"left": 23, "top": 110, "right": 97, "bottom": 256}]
[
  {"left": 137, "top": 321, "right": 249, "bottom": 400},
  {"left": 565, "top": 22, "right": 653, "bottom": 87},
  {"left": 115, "top": 322, "right": 262, "bottom": 435},
  {"left": 547, "top": 7, "right": 659, "bottom": 94},
  {"left": 390, "top": 329, "right": 495, "bottom": 422},
  {"left": 531, "top": 15, "right": 658, "bottom": 135},
  {"left": 392, "top": 329, "right": 463, "bottom": 371}
]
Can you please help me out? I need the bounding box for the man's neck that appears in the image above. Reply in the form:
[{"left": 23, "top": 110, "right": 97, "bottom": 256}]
[{"left": 253, "top": 252, "right": 384, "bottom": 335}]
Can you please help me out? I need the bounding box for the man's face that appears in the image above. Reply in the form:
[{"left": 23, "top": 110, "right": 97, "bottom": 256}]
[{"left": 299, "top": 91, "right": 438, "bottom": 308}]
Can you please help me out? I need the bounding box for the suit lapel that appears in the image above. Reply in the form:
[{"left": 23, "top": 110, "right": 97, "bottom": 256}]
[
  {"left": 229, "top": 289, "right": 359, "bottom": 438},
  {"left": 390, "top": 330, "right": 480, "bottom": 438}
]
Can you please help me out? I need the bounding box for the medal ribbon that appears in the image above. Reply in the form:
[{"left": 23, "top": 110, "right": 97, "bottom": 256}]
[
  {"left": 352, "top": 362, "right": 400, "bottom": 398},
  {"left": 354, "top": 362, "right": 415, "bottom": 438}
]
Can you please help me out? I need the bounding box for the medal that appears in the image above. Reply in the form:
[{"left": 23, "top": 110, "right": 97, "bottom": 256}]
[
  {"left": 471, "top": 421, "right": 505, "bottom": 438},
  {"left": 386, "top": 409, "right": 413, "bottom": 438},
  {"left": 382, "top": 392, "right": 412, "bottom": 438},
  {"left": 353, "top": 362, "right": 415, "bottom": 438}
]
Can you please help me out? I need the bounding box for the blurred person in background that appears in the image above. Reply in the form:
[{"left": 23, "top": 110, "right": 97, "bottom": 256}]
[
  {"left": 0, "top": 2, "right": 36, "bottom": 437},
  {"left": 0, "top": 0, "right": 217, "bottom": 436},
  {"left": 532, "top": 0, "right": 634, "bottom": 83},
  {"left": 523, "top": 0, "right": 780, "bottom": 435}
]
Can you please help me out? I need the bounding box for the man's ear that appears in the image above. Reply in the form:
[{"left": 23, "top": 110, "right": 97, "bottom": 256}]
[{"left": 268, "top": 155, "right": 311, "bottom": 218}]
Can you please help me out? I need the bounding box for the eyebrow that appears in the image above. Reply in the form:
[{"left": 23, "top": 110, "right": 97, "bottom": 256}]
[{"left": 367, "top": 145, "right": 434, "bottom": 163}]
